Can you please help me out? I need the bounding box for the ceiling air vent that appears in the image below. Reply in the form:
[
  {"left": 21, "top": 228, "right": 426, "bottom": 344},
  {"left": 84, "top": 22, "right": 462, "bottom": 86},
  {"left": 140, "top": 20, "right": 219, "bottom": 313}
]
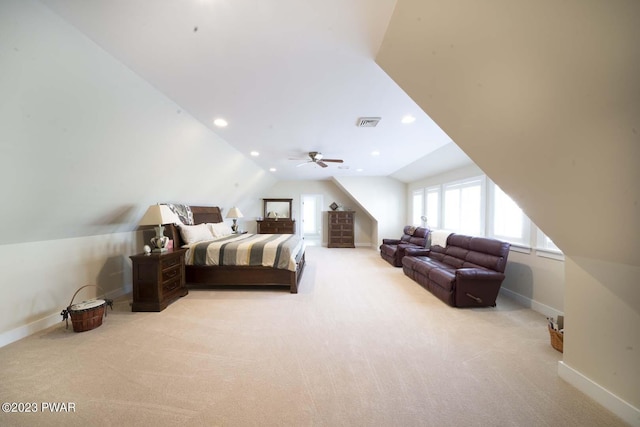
[{"left": 356, "top": 117, "right": 381, "bottom": 127}]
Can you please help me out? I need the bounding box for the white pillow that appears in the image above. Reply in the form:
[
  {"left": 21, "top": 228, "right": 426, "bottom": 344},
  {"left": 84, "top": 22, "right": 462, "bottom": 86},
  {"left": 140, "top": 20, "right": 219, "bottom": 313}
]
[
  {"left": 179, "top": 223, "right": 214, "bottom": 245},
  {"left": 208, "top": 222, "right": 234, "bottom": 237}
]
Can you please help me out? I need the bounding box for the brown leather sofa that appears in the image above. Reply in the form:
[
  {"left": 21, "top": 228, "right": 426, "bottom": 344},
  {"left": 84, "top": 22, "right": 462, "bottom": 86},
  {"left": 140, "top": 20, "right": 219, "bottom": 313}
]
[
  {"left": 380, "top": 226, "right": 431, "bottom": 267},
  {"left": 402, "top": 233, "right": 510, "bottom": 308}
]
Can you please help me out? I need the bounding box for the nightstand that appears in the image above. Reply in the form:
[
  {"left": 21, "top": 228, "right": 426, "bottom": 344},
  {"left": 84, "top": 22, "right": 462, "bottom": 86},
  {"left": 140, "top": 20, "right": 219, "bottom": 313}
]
[{"left": 130, "top": 248, "right": 188, "bottom": 312}]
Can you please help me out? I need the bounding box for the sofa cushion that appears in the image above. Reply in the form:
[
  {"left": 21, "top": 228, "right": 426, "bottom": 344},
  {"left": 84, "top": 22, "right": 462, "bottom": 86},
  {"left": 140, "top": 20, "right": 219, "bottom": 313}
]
[
  {"left": 405, "top": 256, "right": 456, "bottom": 291},
  {"left": 407, "top": 227, "right": 430, "bottom": 247},
  {"left": 467, "top": 240, "right": 510, "bottom": 272},
  {"left": 445, "top": 234, "right": 510, "bottom": 273},
  {"left": 412, "top": 258, "right": 440, "bottom": 276},
  {"left": 428, "top": 268, "right": 456, "bottom": 292},
  {"left": 401, "top": 255, "right": 425, "bottom": 270}
]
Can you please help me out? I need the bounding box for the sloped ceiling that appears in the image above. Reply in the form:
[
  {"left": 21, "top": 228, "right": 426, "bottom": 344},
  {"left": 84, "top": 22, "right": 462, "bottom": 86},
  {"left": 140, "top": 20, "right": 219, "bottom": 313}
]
[
  {"left": 377, "top": 0, "right": 640, "bottom": 266},
  {"left": 40, "top": 0, "right": 454, "bottom": 182}
]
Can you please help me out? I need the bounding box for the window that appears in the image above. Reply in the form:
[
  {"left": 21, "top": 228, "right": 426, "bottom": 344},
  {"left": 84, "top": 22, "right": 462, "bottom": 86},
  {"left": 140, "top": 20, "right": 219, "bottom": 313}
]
[
  {"left": 425, "top": 187, "right": 440, "bottom": 229},
  {"left": 412, "top": 189, "right": 424, "bottom": 226},
  {"left": 443, "top": 177, "right": 484, "bottom": 235},
  {"left": 489, "top": 182, "right": 530, "bottom": 246},
  {"left": 408, "top": 174, "right": 565, "bottom": 262},
  {"left": 536, "top": 228, "right": 563, "bottom": 260},
  {"left": 539, "top": 233, "right": 560, "bottom": 251}
]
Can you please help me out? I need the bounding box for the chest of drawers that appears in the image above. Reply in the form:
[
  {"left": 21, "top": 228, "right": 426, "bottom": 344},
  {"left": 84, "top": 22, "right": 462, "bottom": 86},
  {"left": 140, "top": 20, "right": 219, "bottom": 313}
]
[{"left": 328, "top": 211, "right": 355, "bottom": 248}]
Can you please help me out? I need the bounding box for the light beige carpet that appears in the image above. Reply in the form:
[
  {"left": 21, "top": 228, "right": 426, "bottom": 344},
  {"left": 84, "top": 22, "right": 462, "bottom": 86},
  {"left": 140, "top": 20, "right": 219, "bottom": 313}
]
[{"left": 0, "top": 247, "right": 626, "bottom": 426}]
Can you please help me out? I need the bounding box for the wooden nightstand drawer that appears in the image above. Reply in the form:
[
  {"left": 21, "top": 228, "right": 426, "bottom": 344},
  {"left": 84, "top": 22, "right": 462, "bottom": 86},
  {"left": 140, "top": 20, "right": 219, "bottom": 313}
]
[
  {"left": 162, "top": 276, "right": 182, "bottom": 294},
  {"left": 161, "top": 255, "right": 181, "bottom": 269},
  {"left": 162, "top": 265, "right": 181, "bottom": 282}
]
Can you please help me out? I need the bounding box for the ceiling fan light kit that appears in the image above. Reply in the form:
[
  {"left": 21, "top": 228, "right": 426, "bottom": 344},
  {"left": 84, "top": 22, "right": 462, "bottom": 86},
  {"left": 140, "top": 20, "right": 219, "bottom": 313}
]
[{"left": 297, "top": 151, "right": 344, "bottom": 168}]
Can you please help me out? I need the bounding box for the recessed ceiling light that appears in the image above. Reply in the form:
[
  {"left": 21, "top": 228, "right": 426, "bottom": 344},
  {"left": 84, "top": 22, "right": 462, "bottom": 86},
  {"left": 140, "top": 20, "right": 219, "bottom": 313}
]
[
  {"left": 250, "top": 151, "right": 259, "bottom": 157},
  {"left": 371, "top": 150, "right": 380, "bottom": 156},
  {"left": 356, "top": 168, "right": 363, "bottom": 172},
  {"left": 213, "top": 118, "right": 228, "bottom": 127},
  {"left": 269, "top": 168, "right": 276, "bottom": 172},
  {"left": 401, "top": 115, "right": 416, "bottom": 124}
]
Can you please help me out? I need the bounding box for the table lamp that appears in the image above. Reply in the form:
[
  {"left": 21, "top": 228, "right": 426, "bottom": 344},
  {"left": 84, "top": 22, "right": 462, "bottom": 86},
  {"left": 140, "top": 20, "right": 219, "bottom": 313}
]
[
  {"left": 226, "top": 207, "right": 244, "bottom": 232},
  {"left": 139, "top": 204, "right": 180, "bottom": 252}
]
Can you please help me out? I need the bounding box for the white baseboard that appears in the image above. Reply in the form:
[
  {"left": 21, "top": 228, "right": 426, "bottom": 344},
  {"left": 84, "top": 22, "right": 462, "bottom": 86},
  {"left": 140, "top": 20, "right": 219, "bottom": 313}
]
[
  {"left": 558, "top": 361, "right": 640, "bottom": 427},
  {"left": 500, "top": 288, "right": 639, "bottom": 425},
  {"left": 499, "top": 287, "right": 564, "bottom": 319},
  {"left": 0, "top": 312, "right": 62, "bottom": 349},
  {"left": 0, "top": 286, "right": 130, "bottom": 349}
]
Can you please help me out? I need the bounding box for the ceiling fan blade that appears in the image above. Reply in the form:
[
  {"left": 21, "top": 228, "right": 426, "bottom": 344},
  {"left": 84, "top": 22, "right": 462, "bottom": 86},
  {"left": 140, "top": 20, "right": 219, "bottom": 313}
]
[
  {"left": 296, "top": 161, "right": 311, "bottom": 167},
  {"left": 321, "top": 158, "right": 343, "bottom": 163},
  {"left": 317, "top": 161, "right": 328, "bottom": 168}
]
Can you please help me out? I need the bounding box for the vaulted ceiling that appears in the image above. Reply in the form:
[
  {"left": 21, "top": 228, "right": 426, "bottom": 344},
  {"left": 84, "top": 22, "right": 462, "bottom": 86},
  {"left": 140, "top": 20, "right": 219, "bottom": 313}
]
[{"left": 41, "top": 0, "right": 468, "bottom": 182}]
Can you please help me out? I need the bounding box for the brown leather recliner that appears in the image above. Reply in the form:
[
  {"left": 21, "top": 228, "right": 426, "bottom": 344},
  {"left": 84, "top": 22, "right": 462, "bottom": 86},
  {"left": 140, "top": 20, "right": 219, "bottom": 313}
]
[
  {"left": 380, "top": 226, "right": 431, "bottom": 267},
  {"left": 402, "top": 233, "right": 510, "bottom": 308}
]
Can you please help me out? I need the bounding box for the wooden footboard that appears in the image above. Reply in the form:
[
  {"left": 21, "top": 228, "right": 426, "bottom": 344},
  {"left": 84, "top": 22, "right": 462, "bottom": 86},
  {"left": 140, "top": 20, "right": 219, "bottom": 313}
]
[
  {"left": 186, "top": 249, "right": 305, "bottom": 293},
  {"left": 186, "top": 260, "right": 304, "bottom": 293},
  {"left": 290, "top": 251, "right": 306, "bottom": 293}
]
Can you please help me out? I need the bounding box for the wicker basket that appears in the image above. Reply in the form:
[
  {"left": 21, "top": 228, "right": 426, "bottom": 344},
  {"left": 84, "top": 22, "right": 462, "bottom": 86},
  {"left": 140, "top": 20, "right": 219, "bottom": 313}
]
[
  {"left": 548, "top": 325, "right": 564, "bottom": 353},
  {"left": 61, "top": 285, "right": 112, "bottom": 332}
]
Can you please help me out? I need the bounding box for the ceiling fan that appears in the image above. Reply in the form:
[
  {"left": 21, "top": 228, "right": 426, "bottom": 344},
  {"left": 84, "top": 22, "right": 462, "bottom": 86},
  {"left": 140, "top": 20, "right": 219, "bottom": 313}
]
[{"left": 296, "top": 151, "right": 344, "bottom": 168}]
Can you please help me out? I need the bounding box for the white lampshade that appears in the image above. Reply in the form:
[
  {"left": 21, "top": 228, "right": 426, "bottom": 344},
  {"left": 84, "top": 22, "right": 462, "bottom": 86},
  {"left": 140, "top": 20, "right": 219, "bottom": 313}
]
[
  {"left": 226, "top": 207, "right": 244, "bottom": 219},
  {"left": 139, "top": 204, "right": 179, "bottom": 226}
]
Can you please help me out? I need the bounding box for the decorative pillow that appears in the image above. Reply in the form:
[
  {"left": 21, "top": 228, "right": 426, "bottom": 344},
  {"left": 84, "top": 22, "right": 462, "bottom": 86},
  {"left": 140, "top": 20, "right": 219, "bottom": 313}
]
[
  {"left": 406, "top": 226, "right": 416, "bottom": 236},
  {"left": 165, "top": 203, "right": 194, "bottom": 225},
  {"left": 179, "top": 223, "right": 214, "bottom": 245},
  {"left": 208, "top": 222, "right": 234, "bottom": 237}
]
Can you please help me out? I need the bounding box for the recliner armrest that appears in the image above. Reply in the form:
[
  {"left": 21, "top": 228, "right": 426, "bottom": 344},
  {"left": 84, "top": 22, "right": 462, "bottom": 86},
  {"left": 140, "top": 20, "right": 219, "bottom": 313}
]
[
  {"left": 456, "top": 268, "right": 505, "bottom": 281},
  {"left": 404, "top": 247, "right": 431, "bottom": 257},
  {"left": 454, "top": 268, "right": 506, "bottom": 307}
]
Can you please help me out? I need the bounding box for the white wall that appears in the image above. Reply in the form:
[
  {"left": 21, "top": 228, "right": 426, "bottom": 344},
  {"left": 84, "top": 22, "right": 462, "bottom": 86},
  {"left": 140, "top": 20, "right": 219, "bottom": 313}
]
[
  {"left": 0, "top": 0, "right": 275, "bottom": 343},
  {"left": 333, "top": 176, "right": 406, "bottom": 247},
  {"left": 0, "top": 232, "right": 140, "bottom": 346},
  {"left": 263, "top": 180, "right": 373, "bottom": 247},
  {"left": 377, "top": 0, "right": 640, "bottom": 422},
  {"left": 502, "top": 251, "right": 564, "bottom": 318},
  {"left": 561, "top": 257, "right": 639, "bottom": 420}
]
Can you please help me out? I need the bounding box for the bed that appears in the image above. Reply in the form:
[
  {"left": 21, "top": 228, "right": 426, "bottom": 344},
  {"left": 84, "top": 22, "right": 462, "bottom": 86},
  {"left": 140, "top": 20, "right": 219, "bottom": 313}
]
[{"left": 164, "top": 206, "right": 306, "bottom": 293}]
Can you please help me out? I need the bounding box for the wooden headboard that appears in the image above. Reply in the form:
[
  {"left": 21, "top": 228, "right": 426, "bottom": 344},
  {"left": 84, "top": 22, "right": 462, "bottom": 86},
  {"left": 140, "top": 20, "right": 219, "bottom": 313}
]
[
  {"left": 190, "top": 206, "right": 223, "bottom": 224},
  {"left": 165, "top": 206, "right": 223, "bottom": 248}
]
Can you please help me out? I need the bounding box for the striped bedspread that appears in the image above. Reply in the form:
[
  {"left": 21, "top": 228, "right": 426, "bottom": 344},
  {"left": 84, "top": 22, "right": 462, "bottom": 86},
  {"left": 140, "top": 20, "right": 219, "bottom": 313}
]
[{"left": 184, "top": 233, "right": 305, "bottom": 272}]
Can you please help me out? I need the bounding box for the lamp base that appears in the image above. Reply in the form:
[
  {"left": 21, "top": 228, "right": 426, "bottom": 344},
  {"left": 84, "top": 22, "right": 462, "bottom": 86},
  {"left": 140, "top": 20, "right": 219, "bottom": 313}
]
[
  {"left": 231, "top": 219, "right": 238, "bottom": 233},
  {"left": 150, "top": 225, "right": 170, "bottom": 253}
]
